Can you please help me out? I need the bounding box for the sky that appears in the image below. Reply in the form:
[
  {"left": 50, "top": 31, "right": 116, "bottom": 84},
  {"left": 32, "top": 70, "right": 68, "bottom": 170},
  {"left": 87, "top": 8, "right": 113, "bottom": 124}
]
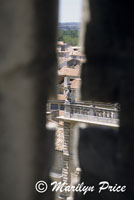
[{"left": 59, "top": 0, "right": 82, "bottom": 23}]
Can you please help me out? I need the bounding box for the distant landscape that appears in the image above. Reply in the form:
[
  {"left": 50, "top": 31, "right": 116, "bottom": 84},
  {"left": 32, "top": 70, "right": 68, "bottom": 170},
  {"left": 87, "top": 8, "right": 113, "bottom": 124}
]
[
  {"left": 58, "top": 22, "right": 80, "bottom": 46},
  {"left": 58, "top": 22, "right": 80, "bottom": 31}
]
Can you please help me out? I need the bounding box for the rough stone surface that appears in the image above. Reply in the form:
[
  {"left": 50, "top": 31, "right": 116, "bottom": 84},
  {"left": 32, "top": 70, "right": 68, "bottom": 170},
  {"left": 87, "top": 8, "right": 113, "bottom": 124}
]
[
  {"left": 81, "top": 0, "right": 134, "bottom": 103},
  {"left": 78, "top": 0, "right": 134, "bottom": 200},
  {"left": 75, "top": 126, "right": 118, "bottom": 200},
  {"left": 55, "top": 127, "right": 64, "bottom": 151},
  {"left": 0, "top": 1, "right": 58, "bottom": 200}
]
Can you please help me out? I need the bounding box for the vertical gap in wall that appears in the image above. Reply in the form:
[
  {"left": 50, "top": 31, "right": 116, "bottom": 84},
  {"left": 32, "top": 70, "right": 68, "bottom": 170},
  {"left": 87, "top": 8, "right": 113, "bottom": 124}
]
[
  {"left": 47, "top": 0, "right": 83, "bottom": 146},
  {"left": 57, "top": 0, "right": 84, "bottom": 103},
  {"left": 47, "top": 0, "right": 83, "bottom": 199}
]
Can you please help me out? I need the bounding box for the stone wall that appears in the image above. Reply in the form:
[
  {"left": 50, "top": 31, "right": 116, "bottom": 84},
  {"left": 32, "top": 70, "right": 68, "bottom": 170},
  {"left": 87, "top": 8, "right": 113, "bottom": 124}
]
[
  {"left": 77, "top": 0, "right": 134, "bottom": 200},
  {"left": 0, "top": 1, "right": 58, "bottom": 200},
  {"left": 0, "top": 0, "right": 134, "bottom": 200}
]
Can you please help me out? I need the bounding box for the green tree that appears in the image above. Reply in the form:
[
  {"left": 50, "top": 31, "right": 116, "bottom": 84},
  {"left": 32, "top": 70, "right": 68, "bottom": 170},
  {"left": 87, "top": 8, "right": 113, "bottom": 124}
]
[{"left": 58, "top": 30, "right": 79, "bottom": 46}]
